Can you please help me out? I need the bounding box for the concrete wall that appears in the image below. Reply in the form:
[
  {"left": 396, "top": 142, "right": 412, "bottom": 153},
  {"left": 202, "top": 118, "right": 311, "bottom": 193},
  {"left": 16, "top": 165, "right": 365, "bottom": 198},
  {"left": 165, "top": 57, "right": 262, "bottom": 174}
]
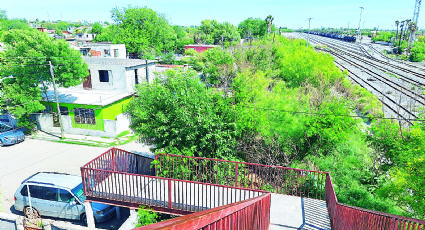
[
  {"left": 36, "top": 113, "right": 130, "bottom": 138},
  {"left": 115, "top": 114, "right": 130, "bottom": 135},
  {"left": 124, "top": 63, "right": 156, "bottom": 92},
  {"left": 87, "top": 65, "right": 127, "bottom": 92}
]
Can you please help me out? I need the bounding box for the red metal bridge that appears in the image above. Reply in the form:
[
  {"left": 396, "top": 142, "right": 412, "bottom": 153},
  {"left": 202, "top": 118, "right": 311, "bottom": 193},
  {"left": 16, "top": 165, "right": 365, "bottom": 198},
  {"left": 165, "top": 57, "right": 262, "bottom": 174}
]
[{"left": 81, "top": 148, "right": 425, "bottom": 230}]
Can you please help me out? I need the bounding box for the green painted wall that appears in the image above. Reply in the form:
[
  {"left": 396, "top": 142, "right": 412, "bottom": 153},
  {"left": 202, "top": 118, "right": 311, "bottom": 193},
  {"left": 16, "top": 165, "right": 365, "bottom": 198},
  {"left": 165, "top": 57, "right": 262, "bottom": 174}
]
[{"left": 42, "top": 96, "right": 132, "bottom": 131}]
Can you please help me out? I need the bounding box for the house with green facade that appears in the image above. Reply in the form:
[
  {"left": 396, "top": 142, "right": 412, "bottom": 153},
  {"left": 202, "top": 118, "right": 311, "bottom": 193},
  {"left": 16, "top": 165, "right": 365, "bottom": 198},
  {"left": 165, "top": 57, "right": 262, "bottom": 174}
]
[{"left": 36, "top": 56, "right": 156, "bottom": 137}]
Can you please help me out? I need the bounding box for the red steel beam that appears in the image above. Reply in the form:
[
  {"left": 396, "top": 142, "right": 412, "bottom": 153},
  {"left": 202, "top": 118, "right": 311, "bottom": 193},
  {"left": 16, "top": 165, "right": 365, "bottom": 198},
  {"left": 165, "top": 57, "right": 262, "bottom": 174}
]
[{"left": 134, "top": 193, "right": 271, "bottom": 230}]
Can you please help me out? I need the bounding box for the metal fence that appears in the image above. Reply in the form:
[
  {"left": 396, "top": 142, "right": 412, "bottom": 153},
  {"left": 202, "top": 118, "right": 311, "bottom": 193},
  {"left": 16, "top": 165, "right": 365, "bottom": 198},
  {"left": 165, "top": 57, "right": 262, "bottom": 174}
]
[
  {"left": 325, "top": 173, "right": 425, "bottom": 230},
  {"left": 155, "top": 153, "right": 327, "bottom": 200},
  {"left": 83, "top": 148, "right": 155, "bottom": 176},
  {"left": 135, "top": 193, "right": 271, "bottom": 230},
  {"left": 81, "top": 148, "right": 265, "bottom": 215},
  {"left": 81, "top": 148, "right": 425, "bottom": 229}
]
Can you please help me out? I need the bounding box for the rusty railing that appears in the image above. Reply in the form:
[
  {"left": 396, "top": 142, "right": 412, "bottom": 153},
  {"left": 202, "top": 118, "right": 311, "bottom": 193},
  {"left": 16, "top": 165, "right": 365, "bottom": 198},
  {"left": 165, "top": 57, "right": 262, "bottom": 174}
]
[
  {"left": 81, "top": 148, "right": 265, "bottom": 215},
  {"left": 155, "top": 153, "right": 327, "bottom": 200},
  {"left": 135, "top": 193, "right": 271, "bottom": 230},
  {"left": 81, "top": 148, "right": 425, "bottom": 229},
  {"left": 325, "top": 173, "right": 425, "bottom": 230}
]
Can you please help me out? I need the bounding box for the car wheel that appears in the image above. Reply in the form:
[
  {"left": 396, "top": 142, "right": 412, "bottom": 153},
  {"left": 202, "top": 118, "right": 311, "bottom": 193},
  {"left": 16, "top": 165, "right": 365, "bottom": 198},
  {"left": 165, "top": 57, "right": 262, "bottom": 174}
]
[
  {"left": 0, "top": 140, "right": 3, "bottom": 147},
  {"left": 80, "top": 213, "right": 87, "bottom": 226},
  {"left": 23, "top": 206, "right": 40, "bottom": 218}
]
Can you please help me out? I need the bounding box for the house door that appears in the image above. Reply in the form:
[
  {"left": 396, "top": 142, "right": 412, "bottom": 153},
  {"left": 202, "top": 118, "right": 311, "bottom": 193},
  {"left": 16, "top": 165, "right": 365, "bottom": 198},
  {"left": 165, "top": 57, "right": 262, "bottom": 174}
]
[{"left": 83, "top": 70, "right": 92, "bottom": 89}]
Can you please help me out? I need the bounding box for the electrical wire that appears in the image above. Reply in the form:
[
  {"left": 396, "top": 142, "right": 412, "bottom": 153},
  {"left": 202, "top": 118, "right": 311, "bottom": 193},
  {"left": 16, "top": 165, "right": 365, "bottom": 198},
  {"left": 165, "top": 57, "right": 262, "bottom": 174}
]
[{"left": 240, "top": 105, "right": 425, "bottom": 122}]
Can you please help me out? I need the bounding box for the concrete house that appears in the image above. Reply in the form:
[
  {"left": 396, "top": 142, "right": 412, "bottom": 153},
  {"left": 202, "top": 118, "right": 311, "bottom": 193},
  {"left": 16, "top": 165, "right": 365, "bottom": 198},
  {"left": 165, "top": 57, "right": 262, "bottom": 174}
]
[
  {"left": 36, "top": 56, "right": 156, "bottom": 138},
  {"left": 73, "top": 43, "right": 127, "bottom": 59}
]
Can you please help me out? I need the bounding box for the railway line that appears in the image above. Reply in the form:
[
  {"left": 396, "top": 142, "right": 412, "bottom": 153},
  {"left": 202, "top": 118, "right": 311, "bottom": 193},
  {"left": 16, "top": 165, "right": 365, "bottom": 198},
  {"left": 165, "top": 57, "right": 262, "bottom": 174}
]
[
  {"left": 295, "top": 32, "right": 424, "bottom": 124},
  {"left": 302, "top": 34, "right": 425, "bottom": 87}
]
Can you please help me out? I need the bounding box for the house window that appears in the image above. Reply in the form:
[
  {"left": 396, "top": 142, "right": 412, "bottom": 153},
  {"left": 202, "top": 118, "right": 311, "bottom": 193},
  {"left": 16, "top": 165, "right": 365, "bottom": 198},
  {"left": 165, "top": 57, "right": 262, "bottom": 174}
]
[
  {"left": 74, "top": 108, "right": 96, "bottom": 125},
  {"left": 99, "top": 70, "right": 109, "bottom": 82},
  {"left": 114, "top": 49, "right": 119, "bottom": 57},
  {"left": 44, "top": 105, "right": 53, "bottom": 113},
  {"left": 60, "top": 106, "right": 69, "bottom": 115},
  {"left": 104, "top": 49, "right": 110, "bottom": 56}
]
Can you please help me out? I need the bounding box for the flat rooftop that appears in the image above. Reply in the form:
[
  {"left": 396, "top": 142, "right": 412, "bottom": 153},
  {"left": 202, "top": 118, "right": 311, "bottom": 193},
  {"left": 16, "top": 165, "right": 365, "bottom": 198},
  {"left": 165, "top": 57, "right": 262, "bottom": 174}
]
[{"left": 43, "top": 88, "right": 133, "bottom": 106}]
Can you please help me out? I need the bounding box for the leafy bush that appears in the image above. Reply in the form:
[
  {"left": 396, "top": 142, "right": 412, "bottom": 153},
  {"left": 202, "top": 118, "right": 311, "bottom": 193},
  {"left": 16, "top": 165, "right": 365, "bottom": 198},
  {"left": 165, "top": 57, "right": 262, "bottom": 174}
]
[
  {"left": 126, "top": 69, "right": 237, "bottom": 159},
  {"left": 410, "top": 39, "right": 425, "bottom": 62},
  {"left": 135, "top": 206, "right": 158, "bottom": 227}
]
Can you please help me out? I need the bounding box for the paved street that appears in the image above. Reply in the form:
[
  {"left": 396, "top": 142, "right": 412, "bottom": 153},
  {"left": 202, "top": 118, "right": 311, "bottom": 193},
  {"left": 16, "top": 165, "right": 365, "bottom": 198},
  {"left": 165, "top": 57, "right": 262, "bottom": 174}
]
[{"left": 0, "top": 137, "right": 152, "bottom": 229}]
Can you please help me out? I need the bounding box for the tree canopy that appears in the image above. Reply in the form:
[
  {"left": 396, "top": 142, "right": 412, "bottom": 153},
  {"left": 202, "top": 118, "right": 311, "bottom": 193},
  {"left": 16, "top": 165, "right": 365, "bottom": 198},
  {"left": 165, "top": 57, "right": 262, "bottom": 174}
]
[
  {"left": 195, "top": 20, "right": 240, "bottom": 46},
  {"left": 0, "top": 29, "right": 88, "bottom": 125},
  {"left": 126, "top": 35, "right": 425, "bottom": 219},
  {"left": 95, "top": 6, "right": 177, "bottom": 58},
  {"left": 238, "top": 17, "right": 267, "bottom": 38},
  {"left": 125, "top": 69, "right": 237, "bottom": 159}
]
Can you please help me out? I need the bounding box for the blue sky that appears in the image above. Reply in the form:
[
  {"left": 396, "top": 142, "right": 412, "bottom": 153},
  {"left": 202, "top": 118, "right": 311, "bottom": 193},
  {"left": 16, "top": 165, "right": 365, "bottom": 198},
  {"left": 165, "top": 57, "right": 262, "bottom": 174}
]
[{"left": 1, "top": 0, "right": 420, "bottom": 30}]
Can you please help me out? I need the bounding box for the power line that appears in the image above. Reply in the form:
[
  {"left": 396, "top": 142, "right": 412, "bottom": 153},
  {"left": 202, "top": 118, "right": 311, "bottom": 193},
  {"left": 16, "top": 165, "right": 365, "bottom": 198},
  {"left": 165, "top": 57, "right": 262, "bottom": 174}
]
[
  {"left": 0, "top": 55, "right": 84, "bottom": 59},
  {"left": 241, "top": 105, "right": 425, "bottom": 122}
]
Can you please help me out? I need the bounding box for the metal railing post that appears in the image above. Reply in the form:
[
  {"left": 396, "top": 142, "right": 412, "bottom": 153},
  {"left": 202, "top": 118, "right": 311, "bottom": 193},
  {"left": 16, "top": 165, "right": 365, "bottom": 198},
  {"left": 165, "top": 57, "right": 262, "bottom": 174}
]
[
  {"left": 168, "top": 179, "right": 172, "bottom": 209},
  {"left": 235, "top": 162, "right": 239, "bottom": 187},
  {"left": 112, "top": 149, "right": 116, "bottom": 171}
]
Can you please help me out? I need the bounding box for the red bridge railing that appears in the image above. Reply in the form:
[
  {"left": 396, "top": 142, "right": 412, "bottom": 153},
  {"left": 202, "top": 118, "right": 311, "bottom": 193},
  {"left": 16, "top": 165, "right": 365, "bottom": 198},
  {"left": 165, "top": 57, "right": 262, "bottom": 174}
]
[
  {"left": 156, "top": 152, "right": 425, "bottom": 230},
  {"left": 81, "top": 148, "right": 425, "bottom": 229},
  {"left": 135, "top": 193, "right": 271, "bottom": 230},
  {"left": 81, "top": 148, "right": 265, "bottom": 215},
  {"left": 155, "top": 153, "right": 327, "bottom": 200},
  {"left": 325, "top": 173, "right": 425, "bottom": 230}
]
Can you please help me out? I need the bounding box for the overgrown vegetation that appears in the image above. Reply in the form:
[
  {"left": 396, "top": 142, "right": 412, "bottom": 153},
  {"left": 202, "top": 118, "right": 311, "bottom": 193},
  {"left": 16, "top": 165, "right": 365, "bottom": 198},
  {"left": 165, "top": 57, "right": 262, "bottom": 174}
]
[
  {"left": 135, "top": 206, "right": 159, "bottom": 227},
  {"left": 126, "top": 35, "right": 425, "bottom": 219}
]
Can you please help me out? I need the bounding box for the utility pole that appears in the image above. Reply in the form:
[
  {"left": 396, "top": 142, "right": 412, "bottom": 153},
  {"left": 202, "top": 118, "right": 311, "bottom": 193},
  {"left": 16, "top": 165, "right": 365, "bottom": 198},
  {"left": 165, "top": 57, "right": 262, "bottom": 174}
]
[
  {"left": 307, "top": 17, "right": 312, "bottom": 48},
  {"left": 358, "top": 7, "right": 364, "bottom": 40},
  {"left": 409, "top": 0, "right": 422, "bottom": 47},
  {"left": 49, "top": 61, "right": 65, "bottom": 139}
]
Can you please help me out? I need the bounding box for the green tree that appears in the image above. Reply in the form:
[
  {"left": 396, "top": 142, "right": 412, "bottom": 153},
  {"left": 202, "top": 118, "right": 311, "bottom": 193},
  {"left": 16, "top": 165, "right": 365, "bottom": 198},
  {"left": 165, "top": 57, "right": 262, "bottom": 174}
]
[
  {"left": 238, "top": 17, "right": 267, "bottom": 38},
  {"left": 96, "top": 6, "right": 177, "bottom": 58},
  {"left": 196, "top": 20, "right": 240, "bottom": 45},
  {"left": 265, "top": 15, "right": 274, "bottom": 35},
  {"left": 125, "top": 69, "right": 237, "bottom": 159},
  {"left": 90, "top": 22, "right": 103, "bottom": 34},
  {"left": 0, "top": 9, "right": 6, "bottom": 21},
  {"left": 0, "top": 19, "right": 31, "bottom": 34},
  {"left": 0, "top": 29, "right": 88, "bottom": 126},
  {"left": 173, "top": 25, "right": 195, "bottom": 54},
  {"left": 194, "top": 48, "right": 235, "bottom": 86}
]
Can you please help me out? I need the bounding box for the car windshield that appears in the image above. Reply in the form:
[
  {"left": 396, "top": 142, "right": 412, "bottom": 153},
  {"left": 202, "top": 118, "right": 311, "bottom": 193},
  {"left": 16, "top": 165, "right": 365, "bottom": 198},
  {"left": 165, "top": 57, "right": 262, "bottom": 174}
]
[
  {"left": 0, "top": 123, "right": 12, "bottom": 132},
  {"left": 71, "top": 183, "right": 86, "bottom": 203}
]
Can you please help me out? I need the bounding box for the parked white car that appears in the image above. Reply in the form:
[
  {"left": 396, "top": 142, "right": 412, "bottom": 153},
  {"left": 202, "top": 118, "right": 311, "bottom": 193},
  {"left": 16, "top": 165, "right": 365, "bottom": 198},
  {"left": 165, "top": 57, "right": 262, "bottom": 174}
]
[{"left": 14, "top": 172, "right": 115, "bottom": 224}]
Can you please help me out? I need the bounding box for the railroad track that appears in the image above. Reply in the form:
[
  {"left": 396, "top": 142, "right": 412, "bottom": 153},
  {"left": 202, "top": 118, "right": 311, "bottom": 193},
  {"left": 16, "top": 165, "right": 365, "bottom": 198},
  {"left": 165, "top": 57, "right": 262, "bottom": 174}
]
[
  {"left": 318, "top": 47, "right": 417, "bottom": 125},
  {"left": 294, "top": 33, "right": 424, "bottom": 124},
  {"left": 305, "top": 35, "right": 425, "bottom": 89},
  {"left": 366, "top": 44, "right": 425, "bottom": 72}
]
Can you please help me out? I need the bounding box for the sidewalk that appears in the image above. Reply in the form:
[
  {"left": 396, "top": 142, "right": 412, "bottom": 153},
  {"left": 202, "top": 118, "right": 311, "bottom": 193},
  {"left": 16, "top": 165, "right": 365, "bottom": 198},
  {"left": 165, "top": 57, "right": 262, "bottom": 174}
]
[{"left": 30, "top": 130, "right": 155, "bottom": 158}]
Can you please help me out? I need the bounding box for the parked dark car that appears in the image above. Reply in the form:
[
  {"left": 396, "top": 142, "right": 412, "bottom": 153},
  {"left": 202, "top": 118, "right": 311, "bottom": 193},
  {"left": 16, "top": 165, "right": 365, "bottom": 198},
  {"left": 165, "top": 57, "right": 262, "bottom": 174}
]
[{"left": 0, "top": 122, "right": 25, "bottom": 146}]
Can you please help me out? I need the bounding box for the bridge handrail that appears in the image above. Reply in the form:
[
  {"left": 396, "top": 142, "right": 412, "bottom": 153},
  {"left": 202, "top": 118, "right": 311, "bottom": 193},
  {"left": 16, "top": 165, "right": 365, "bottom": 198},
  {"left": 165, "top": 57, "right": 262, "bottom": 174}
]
[
  {"left": 81, "top": 148, "right": 425, "bottom": 230},
  {"left": 325, "top": 172, "right": 425, "bottom": 229},
  {"left": 155, "top": 153, "right": 327, "bottom": 200},
  {"left": 134, "top": 193, "right": 271, "bottom": 230},
  {"left": 155, "top": 152, "right": 328, "bottom": 174}
]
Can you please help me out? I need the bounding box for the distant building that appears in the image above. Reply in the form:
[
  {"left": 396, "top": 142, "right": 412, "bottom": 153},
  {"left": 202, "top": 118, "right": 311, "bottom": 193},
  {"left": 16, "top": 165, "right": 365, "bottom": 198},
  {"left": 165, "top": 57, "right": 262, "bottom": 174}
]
[
  {"left": 72, "top": 43, "right": 127, "bottom": 59},
  {"left": 184, "top": 44, "right": 218, "bottom": 53},
  {"left": 75, "top": 33, "right": 96, "bottom": 43},
  {"left": 36, "top": 27, "right": 48, "bottom": 33}
]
